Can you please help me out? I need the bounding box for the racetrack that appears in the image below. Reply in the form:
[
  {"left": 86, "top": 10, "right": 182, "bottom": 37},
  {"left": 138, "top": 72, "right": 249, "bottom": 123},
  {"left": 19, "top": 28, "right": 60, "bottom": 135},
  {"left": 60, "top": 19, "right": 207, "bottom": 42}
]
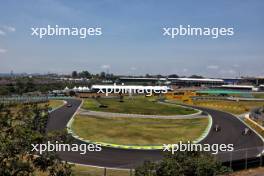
[{"left": 46, "top": 99, "right": 264, "bottom": 169}]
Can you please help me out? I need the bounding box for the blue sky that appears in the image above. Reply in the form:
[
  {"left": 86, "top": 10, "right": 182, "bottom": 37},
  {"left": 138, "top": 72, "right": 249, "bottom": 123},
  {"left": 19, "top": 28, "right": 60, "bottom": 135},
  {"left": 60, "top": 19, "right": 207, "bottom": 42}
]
[{"left": 0, "top": 0, "right": 263, "bottom": 77}]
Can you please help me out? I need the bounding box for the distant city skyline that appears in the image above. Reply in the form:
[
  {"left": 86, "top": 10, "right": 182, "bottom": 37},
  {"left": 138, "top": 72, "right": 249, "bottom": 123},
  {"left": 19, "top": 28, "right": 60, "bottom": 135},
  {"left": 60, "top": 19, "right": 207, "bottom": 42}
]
[{"left": 0, "top": 0, "right": 263, "bottom": 77}]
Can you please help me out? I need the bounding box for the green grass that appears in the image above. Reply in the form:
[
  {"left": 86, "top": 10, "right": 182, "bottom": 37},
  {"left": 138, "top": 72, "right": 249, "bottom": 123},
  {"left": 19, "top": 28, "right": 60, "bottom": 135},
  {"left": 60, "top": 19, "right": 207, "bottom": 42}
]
[
  {"left": 253, "top": 118, "right": 264, "bottom": 127},
  {"left": 5, "top": 100, "right": 64, "bottom": 114},
  {"left": 253, "top": 93, "right": 264, "bottom": 99},
  {"left": 82, "top": 96, "right": 197, "bottom": 115},
  {"left": 47, "top": 100, "right": 65, "bottom": 109},
  {"left": 244, "top": 118, "right": 264, "bottom": 138},
  {"left": 193, "top": 100, "right": 264, "bottom": 114},
  {"left": 38, "top": 100, "right": 64, "bottom": 110},
  {"left": 72, "top": 115, "right": 209, "bottom": 146}
]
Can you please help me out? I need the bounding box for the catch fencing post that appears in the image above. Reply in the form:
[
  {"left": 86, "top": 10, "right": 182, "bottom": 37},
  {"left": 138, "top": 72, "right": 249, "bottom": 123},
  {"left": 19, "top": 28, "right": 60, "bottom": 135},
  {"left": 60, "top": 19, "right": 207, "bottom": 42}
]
[
  {"left": 104, "top": 168, "right": 107, "bottom": 176},
  {"left": 245, "top": 149, "right": 248, "bottom": 169},
  {"left": 229, "top": 151, "right": 233, "bottom": 168},
  {"left": 260, "top": 154, "right": 262, "bottom": 167}
]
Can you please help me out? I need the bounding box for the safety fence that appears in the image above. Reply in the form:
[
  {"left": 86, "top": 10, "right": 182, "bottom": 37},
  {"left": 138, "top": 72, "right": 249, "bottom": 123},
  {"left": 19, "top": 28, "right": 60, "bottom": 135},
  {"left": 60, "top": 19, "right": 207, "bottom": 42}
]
[
  {"left": 0, "top": 96, "right": 48, "bottom": 105},
  {"left": 218, "top": 146, "right": 264, "bottom": 171},
  {"left": 73, "top": 167, "right": 134, "bottom": 176},
  {"left": 74, "top": 146, "right": 264, "bottom": 176}
]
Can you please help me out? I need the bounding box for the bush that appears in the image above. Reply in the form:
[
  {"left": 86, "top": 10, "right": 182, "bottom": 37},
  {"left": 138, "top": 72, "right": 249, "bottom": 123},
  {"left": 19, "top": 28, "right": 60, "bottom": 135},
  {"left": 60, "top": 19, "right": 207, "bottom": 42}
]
[{"left": 135, "top": 151, "right": 231, "bottom": 176}]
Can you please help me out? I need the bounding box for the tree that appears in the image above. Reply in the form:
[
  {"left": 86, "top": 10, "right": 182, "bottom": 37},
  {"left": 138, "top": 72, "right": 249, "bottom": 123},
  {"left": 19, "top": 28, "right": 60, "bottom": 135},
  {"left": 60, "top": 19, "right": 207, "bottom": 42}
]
[
  {"left": 0, "top": 103, "right": 73, "bottom": 176},
  {"left": 79, "top": 71, "right": 91, "bottom": 78},
  {"left": 189, "top": 75, "right": 203, "bottom": 78},
  {"left": 145, "top": 74, "right": 151, "bottom": 78},
  {"left": 100, "top": 72, "right": 106, "bottom": 79},
  {"left": 135, "top": 151, "right": 231, "bottom": 176},
  {"left": 69, "top": 90, "right": 76, "bottom": 96},
  {"left": 168, "top": 74, "right": 179, "bottom": 78},
  {"left": 16, "top": 79, "right": 25, "bottom": 95},
  {"left": 0, "top": 86, "right": 9, "bottom": 95},
  {"left": 25, "top": 79, "right": 36, "bottom": 92},
  {"left": 135, "top": 161, "right": 157, "bottom": 176},
  {"left": 72, "top": 71, "right": 78, "bottom": 78},
  {"left": 7, "top": 84, "right": 16, "bottom": 94}
]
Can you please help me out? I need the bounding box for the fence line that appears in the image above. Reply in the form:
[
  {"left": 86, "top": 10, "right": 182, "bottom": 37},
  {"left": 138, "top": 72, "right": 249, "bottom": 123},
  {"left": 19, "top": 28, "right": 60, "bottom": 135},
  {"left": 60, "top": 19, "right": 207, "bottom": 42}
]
[{"left": 0, "top": 96, "right": 48, "bottom": 105}]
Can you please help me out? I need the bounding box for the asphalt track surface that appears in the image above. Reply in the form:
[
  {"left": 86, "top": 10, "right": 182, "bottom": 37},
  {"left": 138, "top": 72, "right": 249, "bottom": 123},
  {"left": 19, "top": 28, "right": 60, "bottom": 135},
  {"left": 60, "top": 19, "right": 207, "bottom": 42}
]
[{"left": 46, "top": 99, "right": 264, "bottom": 169}]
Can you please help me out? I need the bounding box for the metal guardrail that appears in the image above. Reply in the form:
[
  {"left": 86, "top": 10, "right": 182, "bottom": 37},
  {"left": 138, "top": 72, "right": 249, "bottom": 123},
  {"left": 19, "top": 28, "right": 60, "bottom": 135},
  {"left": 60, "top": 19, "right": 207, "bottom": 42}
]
[{"left": 48, "top": 96, "right": 74, "bottom": 100}]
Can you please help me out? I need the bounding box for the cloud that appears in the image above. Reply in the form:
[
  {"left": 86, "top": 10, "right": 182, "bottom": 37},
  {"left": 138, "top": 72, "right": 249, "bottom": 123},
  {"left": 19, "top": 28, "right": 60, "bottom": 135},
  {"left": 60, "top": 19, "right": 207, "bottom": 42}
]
[
  {"left": 0, "top": 30, "right": 6, "bottom": 36},
  {"left": 219, "top": 69, "right": 236, "bottom": 75},
  {"left": 0, "top": 48, "right": 7, "bottom": 53},
  {"left": 0, "top": 26, "right": 16, "bottom": 36},
  {"left": 101, "top": 64, "right": 111, "bottom": 69},
  {"left": 3, "top": 26, "right": 16, "bottom": 32},
  {"left": 207, "top": 65, "right": 219, "bottom": 70}
]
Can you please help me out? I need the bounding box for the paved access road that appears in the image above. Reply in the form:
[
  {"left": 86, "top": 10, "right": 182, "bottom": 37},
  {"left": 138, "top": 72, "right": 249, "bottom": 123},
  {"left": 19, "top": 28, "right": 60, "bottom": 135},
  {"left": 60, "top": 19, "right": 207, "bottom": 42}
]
[{"left": 46, "top": 99, "right": 263, "bottom": 168}]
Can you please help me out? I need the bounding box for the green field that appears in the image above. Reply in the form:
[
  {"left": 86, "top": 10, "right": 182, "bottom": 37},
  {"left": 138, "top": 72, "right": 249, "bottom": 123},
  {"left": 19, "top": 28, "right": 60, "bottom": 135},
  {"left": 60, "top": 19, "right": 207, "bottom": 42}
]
[
  {"left": 82, "top": 96, "right": 197, "bottom": 115},
  {"left": 72, "top": 115, "right": 208, "bottom": 146},
  {"left": 193, "top": 100, "right": 264, "bottom": 114}
]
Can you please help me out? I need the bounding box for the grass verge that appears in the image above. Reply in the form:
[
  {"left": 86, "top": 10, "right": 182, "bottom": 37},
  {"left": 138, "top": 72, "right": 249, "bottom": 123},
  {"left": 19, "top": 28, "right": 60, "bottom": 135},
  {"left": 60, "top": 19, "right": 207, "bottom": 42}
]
[
  {"left": 82, "top": 96, "right": 197, "bottom": 115},
  {"left": 193, "top": 100, "right": 264, "bottom": 114},
  {"left": 244, "top": 117, "right": 264, "bottom": 138},
  {"left": 39, "top": 100, "right": 65, "bottom": 110}
]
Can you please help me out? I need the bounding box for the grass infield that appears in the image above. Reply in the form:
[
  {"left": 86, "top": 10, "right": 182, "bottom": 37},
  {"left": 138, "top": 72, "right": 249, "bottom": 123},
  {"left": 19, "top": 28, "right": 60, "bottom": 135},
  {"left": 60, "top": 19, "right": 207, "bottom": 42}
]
[{"left": 71, "top": 115, "right": 209, "bottom": 146}]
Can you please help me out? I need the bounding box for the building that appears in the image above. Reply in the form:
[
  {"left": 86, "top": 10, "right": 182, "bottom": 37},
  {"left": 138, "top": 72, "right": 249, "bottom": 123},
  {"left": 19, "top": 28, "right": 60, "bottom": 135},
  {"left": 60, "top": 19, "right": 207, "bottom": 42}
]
[
  {"left": 118, "top": 77, "right": 225, "bottom": 87},
  {"left": 91, "top": 84, "right": 171, "bottom": 96},
  {"left": 215, "top": 85, "right": 258, "bottom": 91},
  {"left": 168, "top": 78, "right": 224, "bottom": 87},
  {"left": 258, "top": 85, "right": 264, "bottom": 91},
  {"left": 117, "top": 77, "right": 166, "bottom": 85},
  {"left": 241, "top": 77, "right": 264, "bottom": 86}
]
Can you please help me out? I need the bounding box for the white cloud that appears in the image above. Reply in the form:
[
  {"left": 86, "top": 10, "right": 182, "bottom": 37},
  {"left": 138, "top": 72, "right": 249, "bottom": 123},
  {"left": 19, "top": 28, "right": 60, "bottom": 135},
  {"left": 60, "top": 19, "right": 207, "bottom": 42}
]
[
  {"left": 3, "top": 26, "right": 16, "bottom": 32},
  {"left": 101, "top": 64, "right": 111, "bottom": 69},
  {"left": 207, "top": 65, "right": 219, "bottom": 69},
  {"left": 0, "top": 48, "right": 7, "bottom": 53},
  {"left": 0, "top": 26, "right": 16, "bottom": 36},
  {"left": 220, "top": 69, "right": 236, "bottom": 75},
  {"left": 0, "top": 30, "right": 6, "bottom": 36}
]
